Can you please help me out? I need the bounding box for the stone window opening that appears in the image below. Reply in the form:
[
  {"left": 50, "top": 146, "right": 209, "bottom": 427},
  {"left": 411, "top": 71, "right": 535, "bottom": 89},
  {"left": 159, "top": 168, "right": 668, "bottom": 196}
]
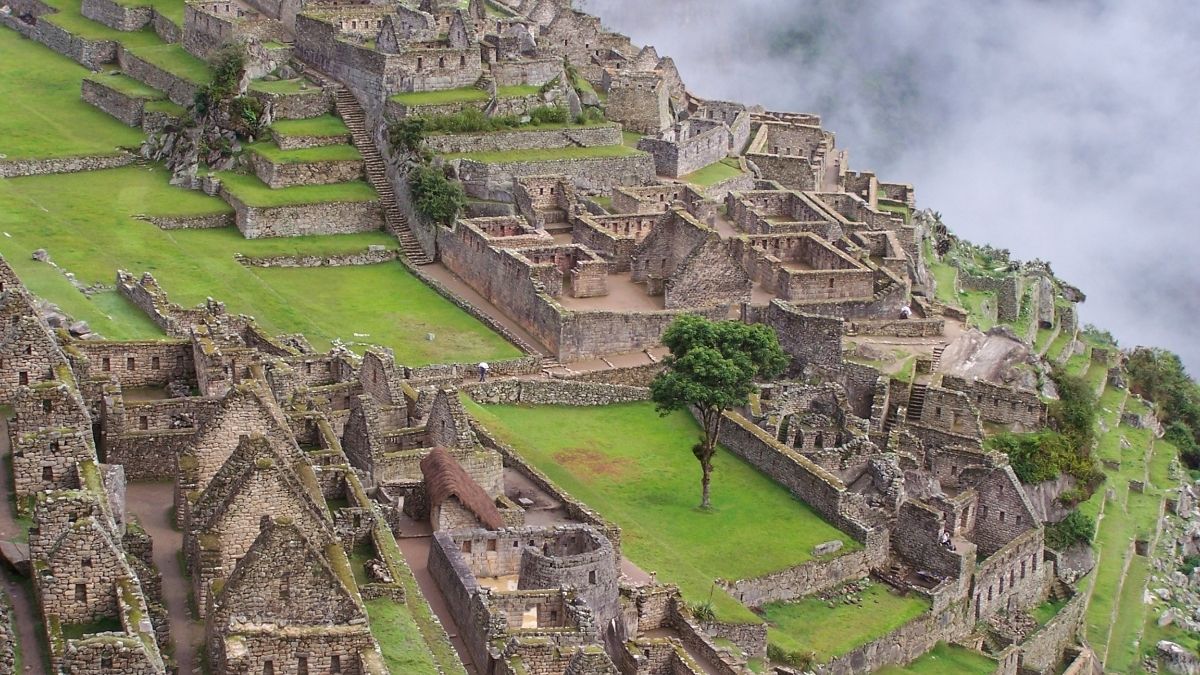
[
  {"left": 140, "top": 416, "right": 149, "bottom": 430},
  {"left": 331, "top": 656, "right": 341, "bottom": 673},
  {"left": 24, "top": 345, "right": 32, "bottom": 355},
  {"left": 42, "top": 466, "right": 53, "bottom": 481},
  {"left": 152, "top": 356, "right": 160, "bottom": 370},
  {"left": 74, "top": 583, "right": 87, "bottom": 602},
  {"left": 999, "top": 510, "right": 1006, "bottom": 523},
  {"left": 83, "top": 557, "right": 92, "bottom": 568},
  {"left": 589, "top": 570, "right": 596, "bottom": 584},
  {"left": 461, "top": 540, "right": 472, "bottom": 553},
  {"left": 1031, "top": 556, "right": 1038, "bottom": 572},
  {"left": 102, "top": 357, "right": 111, "bottom": 372},
  {"left": 18, "top": 371, "right": 28, "bottom": 386},
  {"left": 101, "top": 656, "right": 113, "bottom": 669},
  {"left": 1020, "top": 560, "right": 1026, "bottom": 578},
  {"left": 263, "top": 661, "right": 274, "bottom": 675},
  {"left": 512, "top": 540, "right": 519, "bottom": 548},
  {"left": 297, "top": 656, "right": 308, "bottom": 675},
  {"left": 417, "top": 57, "right": 423, "bottom": 71},
  {"left": 126, "top": 357, "right": 135, "bottom": 371},
  {"left": 42, "top": 399, "right": 51, "bottom": 413},
  {"left": 438, "top": 57, "right": 446, "bottom": 68},
  {"left": 460, "top": 54, "right": 466, "bottom": 66},
  {"left": 950, "top": 465, "right": 957, "bottom": 476},
  {"left": 987, "top": 586, "right": 992, "bottom": 601},
  {"left": 486, "top": 538, "right": 497, "bottom": 552}
]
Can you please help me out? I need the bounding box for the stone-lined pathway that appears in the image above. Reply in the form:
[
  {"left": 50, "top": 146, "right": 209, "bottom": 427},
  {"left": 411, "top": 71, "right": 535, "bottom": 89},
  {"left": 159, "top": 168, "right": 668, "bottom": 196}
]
[
  {"left": 0, "top": 418, "right": 47, "bottom": 674},
  {"left": 126, "top": 482, "right": 200, "bottom": 674}
]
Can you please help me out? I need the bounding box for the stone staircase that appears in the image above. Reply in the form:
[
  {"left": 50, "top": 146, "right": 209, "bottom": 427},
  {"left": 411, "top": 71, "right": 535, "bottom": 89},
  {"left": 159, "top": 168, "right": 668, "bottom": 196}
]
[
  {"left": 1047, "top": 577, "right": 1072, "bottom": 603},
  {"left": 333, "top": 87, "right": 432, "bottom": 265},
  {"left": 930, "top": 345, "right": 945, "bottom": 371},
  {"left": 906, "top": 383, "right": 928, "bottom": 422}
]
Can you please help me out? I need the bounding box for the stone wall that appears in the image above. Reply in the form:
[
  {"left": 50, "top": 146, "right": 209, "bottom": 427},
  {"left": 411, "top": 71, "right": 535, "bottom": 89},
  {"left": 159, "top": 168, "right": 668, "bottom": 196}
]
[
  {"left": 81, "top": 77, "right": 146, "bottom": 127},
  {"left": 958, "top": 271, "right": 1020, "bottom": 323},
  {"left": 557, "top": 305, "right": 727, "bottom": 362},
  {"left": 247, "top": 152, "right": 364, "bottom": 188},
  {"left": 249, "top": 87, "right": 333, "bottom": 120},
  {"left": 744, "top": 300, "right": 844, "bottom": 373},
  {"left": 117, "top": 47, "right": 201, "bottom": 107},
  {"left": 970, "top": 527, "right": 1045, "bottom": 623},
  {"left": 941, "top": 375, "right": 1045, "bottom": 429},
  {"left": 81, "top": 0, "right": 150, "bottom": 30},
  {"left": 465, "top": 379, "right": 649, "bottom": 406},
  {"left": 1018, "top": 591, "right": 1085, "bottom": 672},
  {"left": 224, "top": 193, "right": 384, "bottom": 238},
  {"left": 637, "top": 122, "right": 730, "bottom": 178},
  {"left": 0, "top": 153, "right": 136, "bottom": 179},
  {"left": 424, "top": 124, "right": 622, "bottom": 154},
  {"left": 454, "top": 153, "right": 656, "bottom": 201},
  {"left": 846, "top": 318, "right": 944, "bottom": 338},
  {"left": 234, "top": 248, "right": 398, "bottom": 268},
  {"left": 820, "top": 603, "right": 968, "bottom": 674},
  {"left": 70, "top": 340, "right": 195, "bottom": 388},
  {"left": 718, "top": 547, "right": 872, "bottom": 608}
]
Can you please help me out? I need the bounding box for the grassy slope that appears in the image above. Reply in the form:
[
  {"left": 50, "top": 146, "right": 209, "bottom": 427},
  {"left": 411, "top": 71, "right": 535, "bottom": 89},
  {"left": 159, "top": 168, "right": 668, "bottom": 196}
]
[
  {"left": 465, "top": 401, "right": 861, "bottom": 624},
  {"left": 246, "top": 142, "right": 362, "bottom": 163},
  {"left": 0, "top": 166, "right": 519, "bottom": 363},
  {"left": 762, "top": 583, "right": 930, "bottom": 662},
  {"left": 271, "top": 115, "right": 350, "bottom": 137},
  {"left": 364, "top": 598, "right": 439, "bottom": 673},
  {"left": 0, "top": 29, "right": 145, "bottom": 159},
  {"left": 876, "top": 642, "right": 996, "bottom": 675},
  {"left": 682, "top": 159, "right": 743, "bottom": 187},
  {"left": 443, "top": 144, "right": 643, "bottom": 163},
  {"left": 216, "top": 171, "right": 377, "bottom": 207},
  {"left": 391, "top": 86, "right": 489, "bottom": 106}
]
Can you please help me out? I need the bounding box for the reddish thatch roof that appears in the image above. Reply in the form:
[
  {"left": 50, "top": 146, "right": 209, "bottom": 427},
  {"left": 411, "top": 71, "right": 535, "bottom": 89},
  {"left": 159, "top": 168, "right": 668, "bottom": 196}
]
[{"left": 420, "top": 447, "right": 504, "bottom": 530}]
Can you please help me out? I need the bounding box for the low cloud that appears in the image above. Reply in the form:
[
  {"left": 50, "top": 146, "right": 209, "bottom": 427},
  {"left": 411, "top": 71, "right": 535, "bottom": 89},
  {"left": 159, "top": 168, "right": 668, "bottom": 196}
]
[{"left": 580, "top": 0, "right": 1200, "bottom": 370}]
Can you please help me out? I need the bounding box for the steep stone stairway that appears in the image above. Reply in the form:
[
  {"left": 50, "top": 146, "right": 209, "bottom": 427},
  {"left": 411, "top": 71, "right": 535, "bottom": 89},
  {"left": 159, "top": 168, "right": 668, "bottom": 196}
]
[
  {"left": 333, "top": 87, "right": 432, "bottom": 264},
  {"left": 930, "top": 345, "right": 945, "bottom": 371},
  {"left": 906, "top": 383, "right": 928, "bottom": 422}
]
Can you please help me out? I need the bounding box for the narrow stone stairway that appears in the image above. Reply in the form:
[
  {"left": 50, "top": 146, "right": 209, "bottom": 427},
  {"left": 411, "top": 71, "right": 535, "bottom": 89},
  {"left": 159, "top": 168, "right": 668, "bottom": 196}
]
[
  {"left": 906, "top": 383, "right": 928, "bottom": 422},
  {"left": 332, "top": 88, "right": 433, "bottom": 264}
]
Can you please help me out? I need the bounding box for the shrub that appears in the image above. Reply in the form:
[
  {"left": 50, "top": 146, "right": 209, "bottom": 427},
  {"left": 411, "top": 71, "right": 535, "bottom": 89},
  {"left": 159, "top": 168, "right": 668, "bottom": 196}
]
[
  {"left": 409, "top": 165, "right": 465, "bottom": 226},
  {"left": 690, "top": 601, "right": 715, "bottom": 623},
  {"left": 1181, "top": 555, "right": 1200, "bottom": 576},
  {"left": 388, "top": 117, "right": 427, "bottom": 154},
  {"left": 576, "top": 106, "right": 606, "bottom": 125},
  {"left": 1127, "top": 348, "right": 1200, "bottom": 468},
  {"left": 1045, "top": 510, "right": 1094, "bottom": 550},
  {"left": 767, "top": 644, "right": 815, "bottom": 670},
  {"left": 528, "top": 105, "right": 568, "bottom": 125}
]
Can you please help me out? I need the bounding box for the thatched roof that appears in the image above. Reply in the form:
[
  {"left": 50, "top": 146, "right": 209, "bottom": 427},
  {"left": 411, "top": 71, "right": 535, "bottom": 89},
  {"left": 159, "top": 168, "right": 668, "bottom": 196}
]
[{"left": 420, "top": 447, "right": 503, "bottom": 530}]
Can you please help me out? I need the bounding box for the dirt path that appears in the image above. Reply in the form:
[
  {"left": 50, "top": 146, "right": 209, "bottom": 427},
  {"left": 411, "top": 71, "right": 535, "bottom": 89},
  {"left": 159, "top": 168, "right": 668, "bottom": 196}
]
[
  {"left": 393, "top": 520, "right": 480, "bottom": 675},
  {"left": 125, "top": 482, "right": 200, "bottom": 674},
  {"left": 0, "top": 418, "right": 47, "bottom": 674}
]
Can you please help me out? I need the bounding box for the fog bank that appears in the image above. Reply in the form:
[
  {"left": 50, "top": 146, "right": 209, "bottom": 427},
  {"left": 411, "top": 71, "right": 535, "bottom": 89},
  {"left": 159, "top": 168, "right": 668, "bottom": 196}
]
[{"left": 580, "top": 0, "right": 1200, "bottom": 371}]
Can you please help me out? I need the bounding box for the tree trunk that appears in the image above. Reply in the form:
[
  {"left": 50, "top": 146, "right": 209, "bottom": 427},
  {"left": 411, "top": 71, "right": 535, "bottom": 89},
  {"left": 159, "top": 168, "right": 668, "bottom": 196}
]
[
  {"left": 700, "top": 458, "right": 712, "bottom": 509},
  {"left": 696, "top": 408, "right": 722, "bottom": 509}
]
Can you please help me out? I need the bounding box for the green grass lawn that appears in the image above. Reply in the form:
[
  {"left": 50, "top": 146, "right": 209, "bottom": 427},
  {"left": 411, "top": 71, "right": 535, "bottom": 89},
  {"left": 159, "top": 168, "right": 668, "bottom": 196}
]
[
  {"left": 125, "top": 43, "right": 212, "bottom": 84},
  {"left": 876, "top": 199, "right": 912, "bottom": 224},
  {"left": 216, "top": 171, "right": 377, "bottom": 207},
  {"left": 443, "top": 144, "right": 644, "bottom": 164},
  {"left": 0, "top": 165, "right": 519, "bottom": 363},
  {"left": 877, "top": 642, "right": 996, "bottom": 674},
  {"left": 39, "top": 0, "right": 165, "bottom": 46},
  {"left": 1034, "top": 326, "right": 1056, "bottom": 354},
  {"left": 622, "top": 131, "right": 645, "bottom": 148},
  {"left": 682, "top": 159, "right": 743, "bottom": 187},
  {"left": 959, "top": 290, "right": 996, "bottom": 331},
  {"left": 87, "top": 70, "right": 164, "bottom": 99},
  {"left": 464, "top": 401, "right": 861, "bottom": 624},
  {"left": 364, "top": 597, "right": 440, "bottom": 674},
  {"left": 246, "top": 142, "right": 362, "bottom": 164},
  {"left": 1048, "top": 325, "right": 1076, "bottom": 362},
  {"left": 249, "top": 78, "right": 319, "bottom": 95},
  {"left": 0, "top": 29, "right": 146, "bottom": 159},
  {"left": 391, "top": 86, "right": 490, "bottom": 106},
  {"left": 762, "top": 582, "right": 930, "bottom": 662},
  {"left": 271, "top": 115, "right": 350, "bottom": 138},
  {"left": 1030, "top": 596, "right": 1069, "bottom": 626}
]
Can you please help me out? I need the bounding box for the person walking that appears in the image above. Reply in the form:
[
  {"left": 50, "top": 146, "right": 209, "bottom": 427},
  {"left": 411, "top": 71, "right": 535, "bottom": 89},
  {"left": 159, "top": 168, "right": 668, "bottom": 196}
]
[{"left": 478, "top": 361, "right": 490, "bottom": 382}]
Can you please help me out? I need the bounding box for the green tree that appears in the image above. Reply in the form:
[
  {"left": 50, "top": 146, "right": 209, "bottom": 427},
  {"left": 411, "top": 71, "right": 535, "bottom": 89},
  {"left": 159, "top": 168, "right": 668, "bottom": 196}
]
[
  {"left": 409, "top": 165, "right": 465, "bottom": 226},
  {"left": 650, "top": 315, "right": 788, "bottom": 509}
]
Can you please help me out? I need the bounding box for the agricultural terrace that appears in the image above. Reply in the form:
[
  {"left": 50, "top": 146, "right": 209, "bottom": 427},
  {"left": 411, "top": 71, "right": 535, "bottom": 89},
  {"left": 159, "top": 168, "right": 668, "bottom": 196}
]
[
  {"left": 0, "top": 166, "right": 520, "bottom": 364},
  {"left": 876, "top": 642, "right": 997, "bottom": 675},
  {"left": 0, "top": 29, "right": 146, "bottom": 159},
  {"left": 463, "top": 401, "right": 862, "bottom": 625}
]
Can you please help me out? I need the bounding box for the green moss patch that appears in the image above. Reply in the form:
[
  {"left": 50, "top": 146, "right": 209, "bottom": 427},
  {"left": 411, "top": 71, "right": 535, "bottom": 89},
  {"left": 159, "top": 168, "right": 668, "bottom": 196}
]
[
  {"left": 270, "top": 115, "right": 350, "bottom": 137},
  {"left": 246, "top": 142, "right": 362, "bottom": 164}
]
